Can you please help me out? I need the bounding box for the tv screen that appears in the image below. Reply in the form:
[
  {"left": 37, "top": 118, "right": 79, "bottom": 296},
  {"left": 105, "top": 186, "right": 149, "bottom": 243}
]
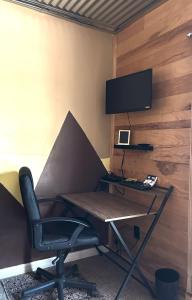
[{"left": 106, "top": 69, "right": 152, "bottom": 114}]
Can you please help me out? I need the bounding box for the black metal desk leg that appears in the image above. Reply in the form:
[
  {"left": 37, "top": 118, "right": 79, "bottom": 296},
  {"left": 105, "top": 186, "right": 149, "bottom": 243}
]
[
  {"left": 113, "top": 218, "right": 155, "bottom": 300},
  {"left": 110, "top": 222, "right": 155, "bottom": 299},
  {"left": 111, "top": 186, "right": 173, "bottom": 299}
]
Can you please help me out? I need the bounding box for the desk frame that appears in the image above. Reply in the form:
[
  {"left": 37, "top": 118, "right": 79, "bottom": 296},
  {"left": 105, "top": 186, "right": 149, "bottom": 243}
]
[
  {"left": 99, "top": 185, "right": 173, "bottom": 299},
  {"left": 60, "top": 184, "right": 173, "bottom": 300}
]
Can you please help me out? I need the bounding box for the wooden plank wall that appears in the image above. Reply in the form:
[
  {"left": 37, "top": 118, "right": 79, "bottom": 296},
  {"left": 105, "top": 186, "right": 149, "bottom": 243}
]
[{"left": 112, "top": 0, "right": 192, "bottom": 293}]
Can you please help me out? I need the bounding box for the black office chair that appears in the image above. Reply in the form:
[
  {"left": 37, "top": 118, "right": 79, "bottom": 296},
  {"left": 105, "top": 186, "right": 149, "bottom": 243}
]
[{"left": 19, "top": 166, "right": 99, "bottom": 299}]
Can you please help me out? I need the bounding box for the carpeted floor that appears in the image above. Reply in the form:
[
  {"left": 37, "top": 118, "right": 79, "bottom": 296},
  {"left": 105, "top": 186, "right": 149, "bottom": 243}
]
[
  {"left": 77, "top": 255, "right": 153, "bottom": 299},
  {"left": 1, "top": 255, "right": 154, "bottom": 299}
]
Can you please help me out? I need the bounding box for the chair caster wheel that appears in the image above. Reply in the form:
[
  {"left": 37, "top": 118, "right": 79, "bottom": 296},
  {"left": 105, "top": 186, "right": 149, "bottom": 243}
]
[
  {"left": 34, "top": 269, "right": 41, "bottom": 280},
  {"left": 65, "top": 264, "right": 79, "bottom": 278},
  {"left": 34, "top": 274, "right": 41, "bottom": 280},
  {"left": 71, "top": 264, "right": 79, "bottom": 275},
  {"left": 88, "top": 288, "right": 98, "bottom": 297}
]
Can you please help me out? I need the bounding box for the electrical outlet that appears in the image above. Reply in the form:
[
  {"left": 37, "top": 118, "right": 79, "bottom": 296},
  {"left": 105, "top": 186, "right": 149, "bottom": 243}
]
[{"left": 134, "top": 225, "right": 140, "bottom": 240}]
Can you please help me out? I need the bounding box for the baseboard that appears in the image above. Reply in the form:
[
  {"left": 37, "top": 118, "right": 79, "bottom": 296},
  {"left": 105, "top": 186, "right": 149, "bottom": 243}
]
[{"left": 0, "top": 246, "right": 107, "bottom": 280}]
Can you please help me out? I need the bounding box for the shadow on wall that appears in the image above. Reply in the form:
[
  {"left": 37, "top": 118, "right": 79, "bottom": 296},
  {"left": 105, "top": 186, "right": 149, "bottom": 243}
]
[{"left": 0, "top": 171, "right": 22, "bottom": 204}]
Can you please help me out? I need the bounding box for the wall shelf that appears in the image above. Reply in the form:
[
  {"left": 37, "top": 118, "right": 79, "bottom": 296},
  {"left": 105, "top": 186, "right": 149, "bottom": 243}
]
[{"left": 114, "top": 144, "right": 153, "bottom": 151}]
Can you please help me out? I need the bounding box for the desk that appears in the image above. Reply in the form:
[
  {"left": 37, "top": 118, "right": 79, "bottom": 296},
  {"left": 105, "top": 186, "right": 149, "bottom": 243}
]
[
  {"left": 60, "top": 185, "right": 173, "bottom": 300},
  {"left": 60, "top": 191, "right": 156, "bottom": 222}
]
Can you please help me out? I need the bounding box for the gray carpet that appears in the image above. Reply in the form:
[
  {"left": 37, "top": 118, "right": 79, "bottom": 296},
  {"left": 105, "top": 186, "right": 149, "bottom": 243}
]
[
  {"left": 2, "top": 272, "right": 106, "bottom": 300},
  {"left": 1, "top": 255, "right": 153, "bottom": 299}
]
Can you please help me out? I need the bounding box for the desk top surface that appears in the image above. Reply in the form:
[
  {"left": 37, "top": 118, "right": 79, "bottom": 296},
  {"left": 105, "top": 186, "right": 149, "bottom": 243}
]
[{"left": 60, "top": 191, "right": 156, "bottom": 222}]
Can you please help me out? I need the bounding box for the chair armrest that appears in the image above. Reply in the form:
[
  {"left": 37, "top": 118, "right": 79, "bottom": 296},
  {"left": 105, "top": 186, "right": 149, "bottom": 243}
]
[
  {"left": 33, "top": 217, "right": 90, "bottom": 247},
  {"left": 33, "top": 217, "right": 90, "bottom": 228}
]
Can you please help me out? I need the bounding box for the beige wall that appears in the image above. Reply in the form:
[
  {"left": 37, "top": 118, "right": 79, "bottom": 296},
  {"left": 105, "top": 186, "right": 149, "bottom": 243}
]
[{"left": 0, "top": 1, "right": 112, "bottom": 201}]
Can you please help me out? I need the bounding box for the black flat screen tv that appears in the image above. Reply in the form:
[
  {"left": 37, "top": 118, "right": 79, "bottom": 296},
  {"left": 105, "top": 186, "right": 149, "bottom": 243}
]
[{"left": 106, "top": 69, "right": 152, "bottom": 114}]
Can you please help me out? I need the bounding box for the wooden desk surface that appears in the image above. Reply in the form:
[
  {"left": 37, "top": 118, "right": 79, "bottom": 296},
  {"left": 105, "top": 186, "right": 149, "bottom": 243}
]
[{"left": 60, "top": 192, "right": 156, "bottom": 222}]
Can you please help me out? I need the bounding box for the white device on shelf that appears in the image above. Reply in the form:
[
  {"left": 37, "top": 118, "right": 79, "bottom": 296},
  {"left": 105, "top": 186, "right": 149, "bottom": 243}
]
[{"left": 118, "top": 130, "right": 130, "bottom": 145}]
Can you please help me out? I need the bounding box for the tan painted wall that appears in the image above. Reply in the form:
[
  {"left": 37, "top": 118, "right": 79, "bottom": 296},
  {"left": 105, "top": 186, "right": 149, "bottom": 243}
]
[{"left": 0, "top": 1, "right": 112, "bottom": 201}]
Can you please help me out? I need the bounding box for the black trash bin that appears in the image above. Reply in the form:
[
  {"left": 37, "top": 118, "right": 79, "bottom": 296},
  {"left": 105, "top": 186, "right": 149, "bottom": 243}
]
[{"left": 155, "top": 268, "right": 179, "bottom": 300}]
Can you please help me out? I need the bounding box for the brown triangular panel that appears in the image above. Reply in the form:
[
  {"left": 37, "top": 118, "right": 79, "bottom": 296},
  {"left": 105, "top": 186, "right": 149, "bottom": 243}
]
[
  {"left": 35, "top": 112, "right": 107, "bottom": 198},
  {"left": 0, "top": 184, "right": 52, "bottom": 268}
]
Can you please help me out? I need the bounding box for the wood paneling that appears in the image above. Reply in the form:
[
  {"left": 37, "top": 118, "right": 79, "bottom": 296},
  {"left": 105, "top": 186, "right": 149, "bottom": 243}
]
[{"left": 112, "top": 0, "right": 192, "bottom": 293}]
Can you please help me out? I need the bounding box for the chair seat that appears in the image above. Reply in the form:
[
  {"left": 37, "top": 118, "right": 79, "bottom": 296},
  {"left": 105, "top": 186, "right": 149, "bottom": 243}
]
[{"left": 42, "top": 222, "right": 99, "bottom": 249}]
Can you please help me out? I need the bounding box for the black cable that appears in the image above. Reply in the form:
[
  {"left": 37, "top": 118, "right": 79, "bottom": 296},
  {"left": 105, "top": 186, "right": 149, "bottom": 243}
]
[
  {"left": 120, "top": 149, "right": 126, "bottom": 178},
  {"left": 130, "top": 240, "right": 139, "bottom": 251},
  {"left": 127, "top": 112, "right": 132, "bottom": 130}
]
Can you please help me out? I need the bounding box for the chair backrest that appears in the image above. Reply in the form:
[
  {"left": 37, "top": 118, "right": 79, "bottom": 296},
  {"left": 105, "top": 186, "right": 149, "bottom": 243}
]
[{"left": 19, "top": 167, "right": 41, "bottom": 234}]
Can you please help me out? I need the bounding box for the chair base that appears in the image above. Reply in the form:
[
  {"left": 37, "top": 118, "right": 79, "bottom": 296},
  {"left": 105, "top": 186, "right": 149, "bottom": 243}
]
[{"left": 21, "top": 266, "right": 97, "bottom": 300}]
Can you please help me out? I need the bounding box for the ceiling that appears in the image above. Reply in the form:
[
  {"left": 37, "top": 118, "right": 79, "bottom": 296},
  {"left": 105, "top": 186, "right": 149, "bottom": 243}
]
[{"left": 10, "top": 0, "right": 166, "bottom": 33}]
